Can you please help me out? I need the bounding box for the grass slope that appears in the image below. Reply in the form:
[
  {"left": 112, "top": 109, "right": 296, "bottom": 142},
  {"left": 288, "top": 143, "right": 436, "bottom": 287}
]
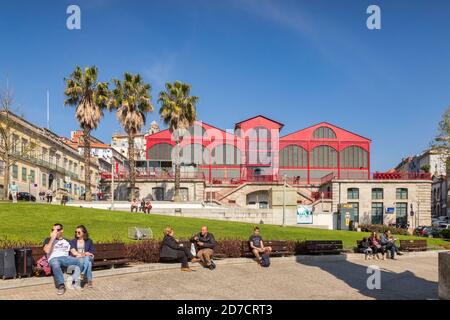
[{"left": 0, "top": 203, "right": 448, "bottom": 249}]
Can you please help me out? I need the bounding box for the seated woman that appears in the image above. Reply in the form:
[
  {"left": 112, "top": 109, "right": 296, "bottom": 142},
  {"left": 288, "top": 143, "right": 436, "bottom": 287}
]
[
  {"left": 160, "top": 227, "right": 200, "bottom": 272},
  {"left": 70, "top": 225, "right": 95, "bottom": 288},
  {"left": 358, "top": 237, "right": 373, "bottom": 260},
  {"left": 368, "top": 232, "right": 385, "bottom": 260},
  {"left": 144, "top": 200, "right": 152, "bottom": 214}
]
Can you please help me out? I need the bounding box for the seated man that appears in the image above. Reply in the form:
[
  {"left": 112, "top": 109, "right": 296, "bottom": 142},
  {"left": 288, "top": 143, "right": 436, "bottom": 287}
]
[
  {"left": 190, "top": 226, "right": 216, "bottom": 270},
  {"left": 43, "top": 223, "right": 83, "bottom": 295},
  {"left": 139, "top": 198, "right": 146, "bottom": 212},
  {"left": 249, "top": 227, "right": 272, "bottom": 264},
  {"left": 380, "top": 230, "right": 402, "bottom": 260}
]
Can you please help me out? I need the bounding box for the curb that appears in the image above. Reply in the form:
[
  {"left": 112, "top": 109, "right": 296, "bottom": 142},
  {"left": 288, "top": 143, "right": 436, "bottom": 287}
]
[{"left": 0, "top": 250, "right": 446, "bottom": 291}]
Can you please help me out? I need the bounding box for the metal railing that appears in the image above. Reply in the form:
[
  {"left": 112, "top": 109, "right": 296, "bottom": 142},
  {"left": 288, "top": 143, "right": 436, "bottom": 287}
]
[
  {"left": 311, "top": 191, "right": 333, "bottom": 201},
  {"left": 100, "top": 170, "right": 205, "bottom": 181},
  {"left": 372, "top": 172, "right": 432, "bottom": 180},
  {"left": 9, "top": 152, "right": 80, "bottom": 180}
]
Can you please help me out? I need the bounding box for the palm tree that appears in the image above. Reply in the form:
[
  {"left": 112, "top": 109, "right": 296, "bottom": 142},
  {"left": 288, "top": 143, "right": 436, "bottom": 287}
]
[
  {"left": 64, "top": 66, "right": 109, "bottom": 201},
  {"left": 110, "top": 73, "right": 153, "bottom": 200},
  {"left": 158, "top": 81, "right": 199, "bottom": 202}
]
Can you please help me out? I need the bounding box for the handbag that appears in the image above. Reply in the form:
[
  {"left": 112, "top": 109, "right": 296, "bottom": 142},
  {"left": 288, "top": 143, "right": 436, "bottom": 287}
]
[
  {"left": 190, "top": 243, "right": 197, "bottom": 256},
  {"left": 36, "top": 255, "right": 52, "bottom": 276}
]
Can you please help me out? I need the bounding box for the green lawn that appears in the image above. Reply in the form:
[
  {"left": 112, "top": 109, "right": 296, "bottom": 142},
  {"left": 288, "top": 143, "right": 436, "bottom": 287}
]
[{"left": 0, "top": 203, "right": 448, "bottom": 249}]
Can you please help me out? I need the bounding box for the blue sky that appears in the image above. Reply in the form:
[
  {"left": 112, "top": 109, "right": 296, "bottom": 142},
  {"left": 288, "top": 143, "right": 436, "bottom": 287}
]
[{"left": 1, "top": 0, "right": 449, "bottom": 171}]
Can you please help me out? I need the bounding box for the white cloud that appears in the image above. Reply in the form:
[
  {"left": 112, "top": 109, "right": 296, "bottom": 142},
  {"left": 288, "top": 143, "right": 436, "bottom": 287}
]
[{"left": 143, "top": 55, "right": 177, "bottom": 90}]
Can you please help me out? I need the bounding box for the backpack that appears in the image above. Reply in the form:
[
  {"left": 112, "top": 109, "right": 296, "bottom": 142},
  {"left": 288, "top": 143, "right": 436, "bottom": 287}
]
[
  {"left": 260, "top": 253, "right": 270, "bottom": 267},
  {"left": 35, "top": 255, "right": 52, "bottom": 276}
]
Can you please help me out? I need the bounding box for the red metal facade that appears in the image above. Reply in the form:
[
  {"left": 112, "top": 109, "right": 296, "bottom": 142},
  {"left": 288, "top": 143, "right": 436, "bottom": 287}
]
[{"left": 145, "top": 115, "right": 371, "bottom": 185}]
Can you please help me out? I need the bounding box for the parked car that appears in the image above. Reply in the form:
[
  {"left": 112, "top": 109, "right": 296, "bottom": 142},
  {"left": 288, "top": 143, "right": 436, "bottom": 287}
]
[
  {"left": 438, "top": 216, "right": 450, "bottom": 223},
  {"left": 8, "top": 192, "right": 36, "bottom": 202},
  {"left": 421, "top": 226, "right": 442, "bottom": 238},
  {"left": 414, "top": 226, "right": 427, "bottom": 236},
  {"left": 439, "top": 223, "right": 450, "bottom": 230}
]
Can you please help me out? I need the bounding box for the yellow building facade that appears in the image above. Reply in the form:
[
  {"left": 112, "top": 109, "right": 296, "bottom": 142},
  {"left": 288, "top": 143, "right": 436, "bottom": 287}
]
[{"left": 0, "top": 112, "right": 100, "bottom": 200}]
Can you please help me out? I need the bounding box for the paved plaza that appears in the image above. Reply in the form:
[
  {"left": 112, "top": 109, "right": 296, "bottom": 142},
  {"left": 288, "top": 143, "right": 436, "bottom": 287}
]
[{"left": 0, "top": 253, "right": 440, "bottom": 300}]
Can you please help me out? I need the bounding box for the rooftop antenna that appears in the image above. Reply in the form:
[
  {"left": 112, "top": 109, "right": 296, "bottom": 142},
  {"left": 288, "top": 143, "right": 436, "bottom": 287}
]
[{"left": 46, "top": 89, "right": 50, "bottom": 130}]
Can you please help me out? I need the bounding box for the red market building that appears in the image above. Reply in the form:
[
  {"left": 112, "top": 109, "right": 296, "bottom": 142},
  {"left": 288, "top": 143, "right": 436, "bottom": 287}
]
[{"left": 144, "top": 115, "right": 371, "bottom": 186}]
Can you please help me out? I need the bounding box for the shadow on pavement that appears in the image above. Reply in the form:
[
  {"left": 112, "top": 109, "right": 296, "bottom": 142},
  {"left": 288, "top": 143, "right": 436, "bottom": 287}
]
[{"left": 296, "top": 256, "right": 437, "bottom": 300}]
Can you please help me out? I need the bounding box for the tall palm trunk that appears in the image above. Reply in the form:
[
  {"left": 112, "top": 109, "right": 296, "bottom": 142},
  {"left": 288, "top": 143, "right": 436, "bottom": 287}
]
[
  {"left": 173, "top": 140, "right": 181, "bottom": 202},
  {"left": 83, "top": 127, "right": 92, "bottom": 201},
  {"left": 174, "top": 164, "right": 181, "bottom": 202},
  {"left": 128, "top": 133, "right": 136, "bottom": 200}
]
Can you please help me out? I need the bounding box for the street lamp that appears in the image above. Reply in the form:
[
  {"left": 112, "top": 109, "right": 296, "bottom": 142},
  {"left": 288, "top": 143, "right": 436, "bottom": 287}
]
[
  {"left": 111, "top": 159, "right": 115, "bottom": 210},
  {"left": 417, "top": 200, "right": 421, "bottom": 227},
  {"left": 27, "top": 174, "right": 33, "bottom": 202},
  {"left": 282, "top": 174, "right": 287, "bottom": 227}
]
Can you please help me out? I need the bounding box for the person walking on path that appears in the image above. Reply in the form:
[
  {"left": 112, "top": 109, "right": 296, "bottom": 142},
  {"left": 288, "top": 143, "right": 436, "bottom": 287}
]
[{"left": 9, "top": 181, "right": 18, "bottom": 203}]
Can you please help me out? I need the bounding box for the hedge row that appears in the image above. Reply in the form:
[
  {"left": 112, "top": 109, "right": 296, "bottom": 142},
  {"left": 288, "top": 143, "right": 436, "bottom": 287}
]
[{"left": 126, "top": 240, "right": 305, "bottom": 263}]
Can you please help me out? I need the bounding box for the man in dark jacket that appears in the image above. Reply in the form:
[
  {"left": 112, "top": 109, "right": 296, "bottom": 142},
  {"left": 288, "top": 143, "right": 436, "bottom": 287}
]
[
  {"left": 190, "top": 226, "right": 216, "bottom": 270},
  {"left": 160, "top": 227, "right": 200, "bottom": 271}
]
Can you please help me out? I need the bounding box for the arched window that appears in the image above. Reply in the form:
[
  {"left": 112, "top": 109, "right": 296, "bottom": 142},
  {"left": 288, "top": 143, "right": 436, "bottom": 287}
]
[
  {"left": 310, "top": 146, "right": 338, "bottom": 168},
  {"left": 211, "top": 144, "right": 241, "bottom": 165},
  {"left": 147, "top": 143, "right": 173, "bottom": 161},
  {"left": 180, "top": 143, "right": 207, "bottom": 165},
  {"left": 246, "top": 126, "right": 272, "bottom": 165},
  {"left": 340, "top": 146, "right": 368, "bottom": 168},
  {"left": 313, "top": 127, "right": 337, "bottom": 139},
  {"left": 279, "top": 145, "right": 308, "bottom": 167}
]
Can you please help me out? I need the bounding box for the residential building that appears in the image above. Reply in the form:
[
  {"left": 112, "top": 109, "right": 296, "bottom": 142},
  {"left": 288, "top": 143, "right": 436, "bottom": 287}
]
[
  {"left": 0, "top": 111, "right": 100, "bottom": 200},
  {"left": 395, "top": 148, "right": 446, "bottom": 177},
  {"left": 62, "top": 130, "right": 127, "bottom": 173},
  {"left": 396, "top": 148, "right": 449, "bottom": 218},
  {"left": 432, "top": 175, "right": 448, "bottom": 217}
]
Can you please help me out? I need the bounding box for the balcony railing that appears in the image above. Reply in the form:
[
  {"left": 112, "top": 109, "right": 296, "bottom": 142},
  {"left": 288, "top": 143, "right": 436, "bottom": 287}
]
[
  {"left": 311, "top": 191, "right": 333, "bottom": 201},
  {"left": 99, "top": 168, "right": 432, "bottom": 186},
  {"left": 9, "top": 152, "right": 80, "bottom": 180},
  {"left": 100, "top": 170, "right": 205, "bottom": 181},
  {"left": 321, "top": 171, "right": 432, "bottom": 182},
  {"left": 372, "top": 172, "right": 432, "bottom": 180}
]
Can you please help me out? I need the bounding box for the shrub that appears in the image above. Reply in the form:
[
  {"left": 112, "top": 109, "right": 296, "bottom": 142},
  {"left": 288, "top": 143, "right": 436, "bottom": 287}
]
[
  {"left": 0, "top": 236, "right": 35, "bottom": 249},
  {"left": 215, "top": 240, "right": 243, "bottom": 258},
  {"left": 126, "top": 239, "right": 246, "bottom": 262},
  {"left": 289, "top": 241, "right": 306, "bottom": 255},
  {"left": 440, "top": 229, "right": 450, "bottom": 239},
  {"left": 126, "top": 240, "right": 161, "bottom": 263},
  {"left": 359, "top": 224, "right": 409, "bottom": 236}
]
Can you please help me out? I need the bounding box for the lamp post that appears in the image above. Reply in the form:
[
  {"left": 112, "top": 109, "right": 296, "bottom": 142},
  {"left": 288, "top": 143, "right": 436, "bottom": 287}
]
[
  {"left": 111, "top": 159, "right": 115, "bottom": 211},
  {"left": 282, "top": 174, "right": 287, "bottom": 227},
  {"left": 27, "top": 174, "right": 32, "bottom": 202},
  {"left": 417, "top": 200, "right": 421, "bottom": 227}
]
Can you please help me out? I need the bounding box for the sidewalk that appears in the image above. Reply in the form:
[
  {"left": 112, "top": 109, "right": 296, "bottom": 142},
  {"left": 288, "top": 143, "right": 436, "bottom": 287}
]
[{"left": 0, "top": 250, "right": 443, "bottom": 291}]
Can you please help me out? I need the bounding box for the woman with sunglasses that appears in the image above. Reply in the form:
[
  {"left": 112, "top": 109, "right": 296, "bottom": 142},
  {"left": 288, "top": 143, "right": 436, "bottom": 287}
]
[{"left": 70, "top": 225, "right": 95, "bottom": 288}]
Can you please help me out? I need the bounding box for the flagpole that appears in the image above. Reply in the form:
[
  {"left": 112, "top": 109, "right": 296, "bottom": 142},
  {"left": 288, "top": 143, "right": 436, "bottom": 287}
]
[{"left": 46, "top": 90, "right": 50, "bottom": 129}]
